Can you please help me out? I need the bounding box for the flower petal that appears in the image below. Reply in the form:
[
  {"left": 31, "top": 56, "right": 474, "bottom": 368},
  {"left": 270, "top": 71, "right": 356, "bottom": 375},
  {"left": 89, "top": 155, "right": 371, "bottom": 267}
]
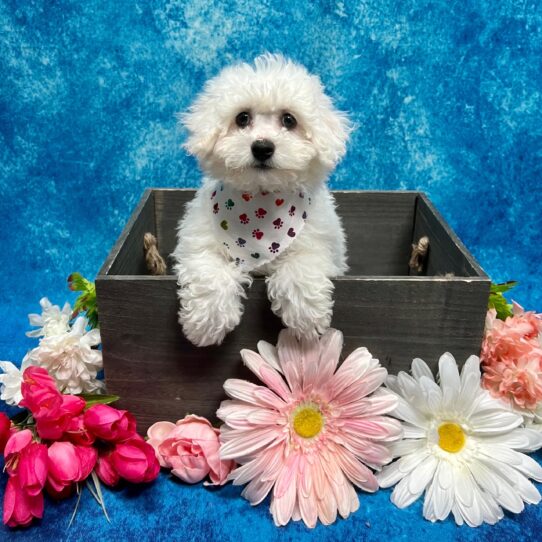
[{"left": 438, "top": 352, "right": 460, "bottom": 409}]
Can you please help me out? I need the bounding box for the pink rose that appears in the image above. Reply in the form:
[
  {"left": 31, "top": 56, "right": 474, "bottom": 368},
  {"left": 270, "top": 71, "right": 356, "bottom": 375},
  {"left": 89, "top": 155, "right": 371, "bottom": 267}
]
[
  {"left": 84, "top": 404, "right": 136, "bottom": 442},
  {"left": 4, "top": 430, "right": 48, "bottom": 497},
  {"left": 3, "top": 476, "right": 44, "bottom": 528},
  {"left": 46, "top": 442, "right": 97, "bottom": 497},
  {"left": 147, "top": 415, "right": 235, "bottom": 485},
  {"left": 95, "top": 435, "right": 160, "bottom": 486}
]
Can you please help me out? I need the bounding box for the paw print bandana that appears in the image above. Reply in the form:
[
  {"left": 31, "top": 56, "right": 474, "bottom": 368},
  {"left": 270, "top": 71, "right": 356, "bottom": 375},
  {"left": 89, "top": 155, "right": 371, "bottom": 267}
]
[{"left": 211, "top": 182, "right": 311, "bottom": 270}]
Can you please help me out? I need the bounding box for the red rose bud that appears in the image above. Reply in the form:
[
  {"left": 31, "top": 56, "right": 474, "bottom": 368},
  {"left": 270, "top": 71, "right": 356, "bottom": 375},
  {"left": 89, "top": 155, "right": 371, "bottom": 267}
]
[
  {"left": 3, "top": 476, "right": 44, "bottom": 528},
  {"left": 95, "top": 449, "right": 120, "bottom": 487},
  {"left": 46, "top": 442, "right": 97, "bottom": 497},
  {"left": 34, "top": 394, "right": 86, "bottom": 441},
  {"left": 111, "top": 435, "right": 160, "bottom": 484},
  {"left": 20, "top": 367, "right": 62, "bottom": 419},
  {"left": 0, "top": 412, "right": 11, "bottom": 453},
  {"left": 63, "top": 414, "right": 95, "bottom": 446},
  {"left": 84, "top": 404, "right": 137, "bottom": 442},
  {"left": 4, "top": 430, "right": 48, "bottom": 497}
]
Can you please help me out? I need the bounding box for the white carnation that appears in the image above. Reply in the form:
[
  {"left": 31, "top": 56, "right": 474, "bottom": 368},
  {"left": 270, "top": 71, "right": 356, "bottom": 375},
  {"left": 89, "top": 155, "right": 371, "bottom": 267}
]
[
  {"left": 24, "top": 316, "right": 104, "bottom": 395},
  {"left": 0, "top": 358, "right": 32, "bottom": 406},
  {"left": 27, "top": 297, "right": 72, "bottom": 338}
]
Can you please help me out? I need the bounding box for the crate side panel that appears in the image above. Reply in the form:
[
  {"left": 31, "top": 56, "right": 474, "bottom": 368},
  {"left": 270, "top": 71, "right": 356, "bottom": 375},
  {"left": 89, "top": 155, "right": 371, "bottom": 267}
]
[
  {"left": 96, "top": 277, "right": 283, "bottom": 432},
  {"left": 153, "top": 190, "right": 195, "bottom": 271},
  {"left": 333, "top": 278, "right": 490, "bottom": 373},
  {"left": 411, "top": 195, "right": 481, "bottom": 277},
  {"left": 97, "top": 275, "right": 489, "bottom": 433},
  {"left": 333, "top": 192, "right": 418, "bottom": 275},
  {"left": 107, "top": 194, "right": 156, "bottom": 276}
]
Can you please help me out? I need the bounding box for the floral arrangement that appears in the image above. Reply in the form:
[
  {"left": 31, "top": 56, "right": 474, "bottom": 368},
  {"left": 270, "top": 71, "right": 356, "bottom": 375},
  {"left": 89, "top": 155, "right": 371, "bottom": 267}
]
[
  {"left": 2, "top": 366, "right": 159, "bottom": 527},
  {"left": 1, "top": 278, "right": 542, "bottom": 531},
  {"left": 0, "top": 277, "right": 159, "bottom": 528}
]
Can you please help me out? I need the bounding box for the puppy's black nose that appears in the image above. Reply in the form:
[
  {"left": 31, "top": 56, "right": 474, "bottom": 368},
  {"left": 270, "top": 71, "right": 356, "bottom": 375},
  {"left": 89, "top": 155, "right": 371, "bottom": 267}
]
[{"left": 251, "top": 139, "right": 275, "bottom": 161}]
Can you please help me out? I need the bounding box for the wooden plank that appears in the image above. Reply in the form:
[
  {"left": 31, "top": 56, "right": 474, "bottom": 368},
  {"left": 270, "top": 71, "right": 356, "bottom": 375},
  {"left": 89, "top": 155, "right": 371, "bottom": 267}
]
[
  {"left": 96, "top": 274, "right": 489, "bottom": 432},
  {"left": 410, "top": 194, "right": 489, "bottom": 278},
  {"left": 98, "top": 189, "right": 156, "bottom": 276},
  {"left": 153, "top": 189, "right": 419, "bottom": 276}
]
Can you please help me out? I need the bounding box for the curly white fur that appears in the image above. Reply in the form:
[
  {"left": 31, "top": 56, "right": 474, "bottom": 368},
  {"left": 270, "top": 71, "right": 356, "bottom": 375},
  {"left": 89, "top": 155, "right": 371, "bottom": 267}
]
[{"left": 172, "top": 54, "right": 352, "bottom": 346}]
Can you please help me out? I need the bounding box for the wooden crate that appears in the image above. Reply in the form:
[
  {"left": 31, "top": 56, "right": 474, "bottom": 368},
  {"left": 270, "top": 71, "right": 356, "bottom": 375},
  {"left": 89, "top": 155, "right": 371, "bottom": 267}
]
[{"left": 96, "top": 189, "right": 490, "bottom": 431}]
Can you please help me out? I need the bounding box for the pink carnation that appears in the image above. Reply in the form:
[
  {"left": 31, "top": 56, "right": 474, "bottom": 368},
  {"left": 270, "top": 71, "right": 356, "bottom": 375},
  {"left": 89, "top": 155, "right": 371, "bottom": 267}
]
[{"left": 481, "top": 304, "right": 542, "bottom": 410}]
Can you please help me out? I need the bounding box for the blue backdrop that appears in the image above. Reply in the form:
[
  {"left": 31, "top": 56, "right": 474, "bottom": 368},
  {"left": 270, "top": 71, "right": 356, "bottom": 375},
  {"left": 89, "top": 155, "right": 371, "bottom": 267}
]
[{"left": 1, "top": 1, "right": 541, "bottom": 540}]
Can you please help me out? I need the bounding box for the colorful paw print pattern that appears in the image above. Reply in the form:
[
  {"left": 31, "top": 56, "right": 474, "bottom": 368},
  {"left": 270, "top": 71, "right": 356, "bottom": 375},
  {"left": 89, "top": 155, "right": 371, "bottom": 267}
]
[{"left": 211, "top": 182, "right": 311, "bottom": 270}]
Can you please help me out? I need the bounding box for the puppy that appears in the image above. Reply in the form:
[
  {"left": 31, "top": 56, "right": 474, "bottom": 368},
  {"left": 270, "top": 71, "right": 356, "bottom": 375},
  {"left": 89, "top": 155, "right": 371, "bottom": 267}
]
[{"left": 172, "top": 54, "right": 352, "bottom": 347}]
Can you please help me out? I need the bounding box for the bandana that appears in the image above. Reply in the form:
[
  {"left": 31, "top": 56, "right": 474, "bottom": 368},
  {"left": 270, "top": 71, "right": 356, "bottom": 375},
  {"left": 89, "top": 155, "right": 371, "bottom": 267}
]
[{"left": 210, "top": 182, "right": 311, "bottom": 270}]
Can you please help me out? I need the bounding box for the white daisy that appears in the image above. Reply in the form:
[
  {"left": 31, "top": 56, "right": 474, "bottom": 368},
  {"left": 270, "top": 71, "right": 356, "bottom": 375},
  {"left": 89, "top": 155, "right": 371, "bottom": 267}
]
[
  {"left": 0, "top": 358, "right": 32, "bottom": 406},
  {"left": 377, "top": 353, "right": 542, "bottom": 527},
  {"left": 23, "top": 316, "right": 104, "bottom": 395},
  {"left": 523, "top": 404, "right": 542, "bottom": 433},
  {"left": 27, "top": 297, "right": 72, "bottom": 338}
]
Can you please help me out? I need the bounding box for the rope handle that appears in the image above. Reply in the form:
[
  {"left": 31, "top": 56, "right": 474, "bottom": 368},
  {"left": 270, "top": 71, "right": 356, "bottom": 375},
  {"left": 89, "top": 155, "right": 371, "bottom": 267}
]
[
  {"left": 409, "top": 236, "right": 430, "bottom": 273},
  {"left": 143, "top": 233, "right": 167, "bottom": 275}
]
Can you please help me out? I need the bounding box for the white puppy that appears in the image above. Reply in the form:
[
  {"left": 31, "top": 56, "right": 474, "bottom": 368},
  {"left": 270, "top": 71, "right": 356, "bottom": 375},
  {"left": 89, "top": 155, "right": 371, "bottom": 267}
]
[{"left": 172, "top": 54, "right": 352, "bottom": 347}]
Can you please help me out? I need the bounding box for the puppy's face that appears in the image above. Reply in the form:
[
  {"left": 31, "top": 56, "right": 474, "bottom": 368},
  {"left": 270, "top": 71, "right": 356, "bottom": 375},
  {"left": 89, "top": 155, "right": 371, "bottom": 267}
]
[{"left": 181, "top": 55, "right": 352, "bottom": 192}]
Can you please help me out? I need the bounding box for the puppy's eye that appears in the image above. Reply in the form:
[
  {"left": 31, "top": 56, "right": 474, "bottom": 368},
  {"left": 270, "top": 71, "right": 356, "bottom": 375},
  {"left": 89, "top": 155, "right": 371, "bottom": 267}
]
[
  {"left": 281, "top": 112, "right": 297, "bottom": 130},
  {"left": 235, "top": 111, "right": 251, "bottom": 128}
]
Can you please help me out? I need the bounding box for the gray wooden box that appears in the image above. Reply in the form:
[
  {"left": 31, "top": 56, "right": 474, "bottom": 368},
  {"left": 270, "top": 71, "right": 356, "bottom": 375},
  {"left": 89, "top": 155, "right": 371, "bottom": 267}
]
[{"left": 96, "top": 189, "right": 490, "bottom": 432}]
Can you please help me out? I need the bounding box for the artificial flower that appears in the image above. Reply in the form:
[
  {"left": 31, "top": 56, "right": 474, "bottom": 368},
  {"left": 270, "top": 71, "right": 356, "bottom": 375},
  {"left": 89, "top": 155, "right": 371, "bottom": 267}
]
[
  {"left": 3, "top": 476, "right": 44, "bottom": 528},
  {"left": 217, "top": 328, "right": 401, "bottom": 528},
  {"left": 377, "top": 353, "right": 542, "bottom": 527},
  {"left": 95, "top": 435, "right": 160, "bottom": 486},
  {"left": 20, "top": 366, "right": 63, "bottom": 417},
  {"left": 481, "top": 304, "right": 542, "bottom": 415},
  {"left": 63, "top": 414, "right": 96, "bottom": 446},
  {"left": 26, "top": 297, "right": 72, "bottom": 338},
  {"left": 95, "top": 449, "right": 120, "bottom": 487},
  {"left": 147, "top": 415, "right": 235, "bottom": 485},
  {"left": 20, "top": 366, "right": 86, "bottom": 440},
  {"left": 4, "top": 430, "right": 48, "bottom": 497},
  {"left": 46, "top": 442, "right": 97, "bottom": 497},
  {"left": 84, "top": 404, "right": 136, "bottom": 442},
  {"left": 23, "top": 316, "right": 104, "bottom": 395},
  {"left": 111, "top": 435, "right": 160, "bottom": 484},
  {"left": 0, "top": 359, "right": 32, "bottom": 406},
  {"left": 0, "top": 412, "right": 11, "bottom": 453}
]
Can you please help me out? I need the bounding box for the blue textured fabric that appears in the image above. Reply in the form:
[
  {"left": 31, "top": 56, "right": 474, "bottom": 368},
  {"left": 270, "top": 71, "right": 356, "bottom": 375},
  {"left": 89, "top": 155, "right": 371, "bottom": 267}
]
[{"left": 1, "top": 0, "right": 541, "bottom": 540}]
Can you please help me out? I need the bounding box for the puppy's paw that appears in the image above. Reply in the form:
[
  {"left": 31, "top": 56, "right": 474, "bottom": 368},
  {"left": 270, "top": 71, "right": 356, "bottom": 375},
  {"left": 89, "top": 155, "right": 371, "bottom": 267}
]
[
  {"left": 267, "top": 273, "right": 334, "bottom": 339},
  {"left": 178, "top": 281, "right": 244, "bottom": 347}
]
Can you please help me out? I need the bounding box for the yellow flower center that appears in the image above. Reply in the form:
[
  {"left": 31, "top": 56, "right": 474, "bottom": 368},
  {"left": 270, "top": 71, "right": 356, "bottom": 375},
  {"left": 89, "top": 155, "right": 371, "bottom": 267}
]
[
  {"left": 438, "top": 422, "right": 466, "bottom": 453},
  {"left": 292, "top": 406, "right": 324, "bottom": 439}
]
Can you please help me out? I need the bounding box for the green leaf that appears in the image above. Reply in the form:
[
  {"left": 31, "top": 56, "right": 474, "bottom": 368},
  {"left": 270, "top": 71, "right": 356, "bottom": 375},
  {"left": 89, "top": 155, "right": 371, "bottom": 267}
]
[
  {"left": 68, "top": 272, "right": 99, "bottom": 329},
  {"left": 78, "top": 394, "right": 120, "bottom": 408},
  {"left": 488, "top": 281, "right": 517, "bottom": 320},
  {"left": 490, "top": 281, "right": 518, "bottom": 294},
  {"left": 87, "top": 471, "right": 111, "bottom": 523}
]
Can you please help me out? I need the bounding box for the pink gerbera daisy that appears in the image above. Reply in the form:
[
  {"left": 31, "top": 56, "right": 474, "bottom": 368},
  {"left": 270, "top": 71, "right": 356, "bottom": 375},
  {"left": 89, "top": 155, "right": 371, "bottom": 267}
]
[{"left": 217, "top": 328, "right": 402, "bottom": 528}]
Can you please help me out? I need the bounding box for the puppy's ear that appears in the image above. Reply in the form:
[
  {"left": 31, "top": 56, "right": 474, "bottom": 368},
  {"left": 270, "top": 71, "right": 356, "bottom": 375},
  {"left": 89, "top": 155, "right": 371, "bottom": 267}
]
[
  {"left": 177, "top": 97, "right": 225, "bottom": 159},
  {"left": 309, "top": 103, "right": 353, "bottom": 170}
]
